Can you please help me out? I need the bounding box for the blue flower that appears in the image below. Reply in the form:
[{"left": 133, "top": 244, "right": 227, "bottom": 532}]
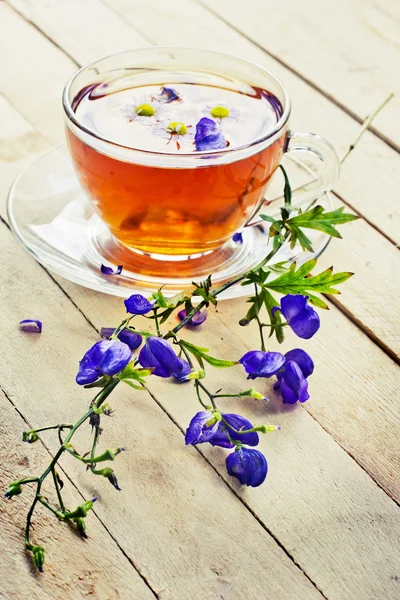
[
  {"left": 274, "top": 349, "right": 314, "bottom": 404},
  {"left": 172, "top": 357, "right": 192, "bottom": 382},
  {"left": 194, "top": 117, "right": 226, "bottom": 151},
  {"left": 177, "top": 309, "right": 207, "bottom": 326},
  {"left": 226, "top": 447, "right": 268, "bottom": 487},
  {"left": 139, "top": 336, "right": 183, "bottom": 378},
  {"left": 76, "top": 340, "right": 132, "bottom": 385},
  {"left": 159, "top": 86, "right": 180, "bottom": 103},
  {"left": 100, "top": 264, "right": 122, "bottom": 275},
  {"left": 124, "top": 294, "right": 154, "bottom": 315},
  {"left": 272, "top": 295, "right": 320, "bottom": 339},
  {"left": 185, "top": 411, "right": 219, "bottom": 445},
  {"left": 19, "top": 319, "right": 42, "bottom": 333},
  {"left": 239, "top": 350, "right": 286, "bottom": 379},
  {"left": 100, "top": 327, "right": 142, "bottom": 351},
  {"left": 232, "top": 232, "right": 243, "bottom": 244},
  {"left": 185, "top": 412, "right": 258, "bottom": 448}
]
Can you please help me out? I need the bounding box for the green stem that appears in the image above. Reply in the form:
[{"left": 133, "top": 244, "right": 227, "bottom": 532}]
[
  {"left": 153, "top": 309, "right": 161, "bottom": 336},
  {"left": 254, "top": 283, "right": 266, "bottom": 351},
  {"left": 38, "top": 496, "right": 64, "bottom": 520},
  {"left": 51, "top": 468, "right": 65, "bottom": 512},
  {"left": 27, "top": 424, "right": 73, "bottom": 434},
  {"left": 194, "top": 381, "right": 210, "bottom": 410},
  {"left": 196, "top": 381, "right": 217, "bottom": 410}
]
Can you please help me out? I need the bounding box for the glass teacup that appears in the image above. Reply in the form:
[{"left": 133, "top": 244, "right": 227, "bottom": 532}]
[{"left": 63, "top": 48, "right": 339, "bottom": 260}]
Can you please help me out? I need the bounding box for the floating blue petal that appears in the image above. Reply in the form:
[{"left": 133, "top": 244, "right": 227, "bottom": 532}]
[
  {"left": 124, "top": 294, "right": 154, "bottom": 315},
  {"left": 194, "top": 117, "right": 226, "bottom": 151},
  {"left": 19, "top": 319, "right": 42, "bottom": 333},
  {"left": 226, "top": 447, "right": 268, "bottom": 487},
  {"left": 76, "top": 340, "right": 132, "bottom": 385},
  {"left": 272, "top": 294, "right": 320, "bottom": 339},
  {"left": 159, "top": 86, "right": 180, "bottom": 103}
]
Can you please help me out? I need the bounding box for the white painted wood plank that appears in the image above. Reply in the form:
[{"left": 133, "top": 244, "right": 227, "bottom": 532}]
[
  {"left": 199, "top": 0, "right": 400, "bottom": 151},
  {"left": 0, "top": 219, "right": 323, "bottom": 598},
  {"left": 0, "top": 389, "right": 156, "bottom": 600}
]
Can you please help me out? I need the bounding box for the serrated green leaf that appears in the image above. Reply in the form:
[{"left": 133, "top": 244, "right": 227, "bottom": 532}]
[
  {"left": 266, "top": 261, "right": 354, "bottom": 295},
  {"left": 287, "top": 206, "right": 359, "bottom": 238},
  {"left": 261, "top": 289, "right": 285, "bottom": 343},
  {"left": 306, "top": 293, "right": 329, "bottom": 310}
]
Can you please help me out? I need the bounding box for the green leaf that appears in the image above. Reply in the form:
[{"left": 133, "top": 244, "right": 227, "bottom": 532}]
[
  {"left": 180, "top": 340, "right": 237, "bottom": 369},
  {"left": 121, "top": 380, "right": 146, "bottom": 391},
  {"left": 166, "top": 289, "right": 193, "bottom": 308},
  {"left": 200, "top": 355, "right": 238, "bottom": 368},
  {"left": 306, "top": 293, "right": 329, "bottom": 310},
  {"left": 261, "top": 289, "right": 285, "bottom": 343},
  {"left": 152, "top": 289, "right": 168, "bottom": 308},
  {"left": 266, "top": 260, "right": 353, "bottom": 296},
  {"left": 287, "top": 206, "right": 359, "bottom": 238},
  {"left": 279, "top": 165, "right": 292, "bottom": 205}
]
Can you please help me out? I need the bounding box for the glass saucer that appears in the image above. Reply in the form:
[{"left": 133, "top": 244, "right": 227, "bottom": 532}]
[{"left": 7, "top": 144, "right": 332, "bottom": 299}]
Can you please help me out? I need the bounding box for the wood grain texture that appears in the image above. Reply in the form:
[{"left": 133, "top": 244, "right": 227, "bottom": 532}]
[
  {"left": 0, "top": 220, "right": 324, "bottom": 599},
  {"left": 0, "top": 390, "right": 156, "bottom": 600},
  {"left": 2, "top": 0, "right": 400, "bottom": 359},
  {"left": 198, "top": 0, "right": 400, "bottom": 151}
]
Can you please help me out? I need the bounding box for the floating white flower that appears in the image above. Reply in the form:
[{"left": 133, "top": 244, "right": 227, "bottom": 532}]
[
  {"left": 120, "top": 93, "right": 163, "bottom": 125},
  {"left": 152, "top": 119, "right": 194, "bottom": 150},
  {"left": 201, "top": 103, "right": 240, "bottom": 124}
]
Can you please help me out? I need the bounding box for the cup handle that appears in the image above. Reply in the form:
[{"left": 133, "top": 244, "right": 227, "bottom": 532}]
[{"left": 246, "top": 131, "right": 340, "bottom": 227}]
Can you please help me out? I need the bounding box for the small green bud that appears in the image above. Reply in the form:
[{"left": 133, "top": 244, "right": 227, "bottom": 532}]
[
  {"left": 239, "top": 318, "right": 250, "bottom": 326},
  {"left": 29, "top": 544, "right": 45, "bottom": 572},
  {"left": 166, "top": 121, "right": 187, "bottom": 135},
  {"left": 135, "top": 103, "right": 156, "bottom": 117},
  {"left": 211, "top": 106, "right": 230, "bottom": 119},
  {"left": 22, "top": 430, "right": 40, "bottom": 443},
  {"left": 73, "top": 517, "right": 88, "bottom": 538},
  {"left": 247, "top": 388, "right": 268, "bottom": 401},
  {"left": 185, "top": 368, "right": 205, "bottom": 380},
  {"left": 63, "top": 497, "right": 97, "bottom": 519},
  {"left": 4, "top": 482, "right": 22, "bottom": 499}
]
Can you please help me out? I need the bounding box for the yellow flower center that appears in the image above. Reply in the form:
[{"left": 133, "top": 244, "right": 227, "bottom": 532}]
[
  {"left": 211, "top": 106, "right": 230, "bottom": 119},
  {"left": 135, "top": 103, "right": 156, "bottom": 117},
  {"left": 166, "top": 121, "right": 187, "bottom": 135}
]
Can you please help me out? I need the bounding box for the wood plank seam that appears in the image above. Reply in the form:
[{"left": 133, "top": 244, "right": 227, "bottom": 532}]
[
  {"left": 3, "top": 202, "right": 398, "bottom": 500},
  {"left": 144, "top": 385, "right": 333, "bottom": 599},
  {"left": 195, "top": 0, "right": 400, "bottom": 155},
  {"left": 0, "top": 380, "right": 161, "bottom": 599},
  {"left": 325, "top": 293, "right": 400, "bottom": 364}
]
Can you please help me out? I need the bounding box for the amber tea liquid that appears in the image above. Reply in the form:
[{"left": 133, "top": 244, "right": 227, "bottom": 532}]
[{"left": 67, "top": 77, "right": 286, "bottom": 256}]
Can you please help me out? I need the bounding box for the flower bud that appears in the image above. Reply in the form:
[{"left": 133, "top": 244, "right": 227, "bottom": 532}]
[
  {"left": 239, "top": 318, "right": 250, "bottom": 326},
  {"left": 4, "top": 482, "right": 22, "bottom": 499},
  {"left": 247, "top": 388, "right": 268, "bottom": 401},
  {"left": 22, "top": 430, "right": 40, "bottom": 443},
  {"left": 184, "top": 368, "right": 205, "bottom": 380},
  {"left": 31, "top": 545, "right": 45, "bottom": 572},
  {"left": 63, "top": 497, "right": 97, "bottom": 519},
  {"left": 73, "top": 517, "right": 88, "bottom": 538}
]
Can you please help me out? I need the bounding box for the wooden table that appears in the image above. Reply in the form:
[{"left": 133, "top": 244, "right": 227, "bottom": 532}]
[{"left": 0, "top": 1, "right": 399, "bottom": 598}]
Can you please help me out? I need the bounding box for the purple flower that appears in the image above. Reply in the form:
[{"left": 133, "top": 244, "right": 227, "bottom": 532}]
[
  {"left": 76, "top": 340, "right": 132, "bottom": 385},
  {"left": 272, "top": 295, "right": 320, "bottom": 339},
  {"left": 124, "top": 294, "right": 154, "bottom": 315},
  {"left": 185, "top": 411, "right": 219, "bottom": 445},
  {"left": 100, "top": 327, "right": 142, "bottom": 351},
  {"left": 194, "top": 117, "right": 226, "bottom": 151},
  {"left": 177, "top": 309, "right": 208, "bottom": 327},
  {"left": 100, "top": 264, "right": 122, "bottom": 275},
  {"left": 159, "top": 86, "right": 180, "bottom": 103},
  {"left": 138, "top": 336, "right": 183, "bottom": 378},
  {"left": 185, "top": 412, "right": 258, "bottom": 448},
  {"left": 172, "top": 358, "right": 192, "bottom": 382},
  {"left": 226, "top": 447, "right": 268, "bottom": 487},
  {"left": 239, "top": 350, "right": 286, "bottom": 379},
  {"left": 232, "top": 232, "right": 243, "bottom": 244},
  {"left": 19, "top": 319, "right": 42, "bottom": 333},
  {"left": 274, "top": 348, "right": 314, "bottom": 404}
]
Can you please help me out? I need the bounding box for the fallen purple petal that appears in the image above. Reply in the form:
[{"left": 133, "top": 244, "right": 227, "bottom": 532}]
[
  {"left": 177, "top": 309, "right": 208, "bottom": 326},
  {"left": 232, "top": 232, "right": 243, "bottom": 244},
  {"left": 19, "top": 319, "right": 42, "bottom": 333},
  {"left": 100, "top": 264, "right": 123, "bottom": 276},
  {"left": 194, "top": 117, "right": 226, "bottom": 151}
]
